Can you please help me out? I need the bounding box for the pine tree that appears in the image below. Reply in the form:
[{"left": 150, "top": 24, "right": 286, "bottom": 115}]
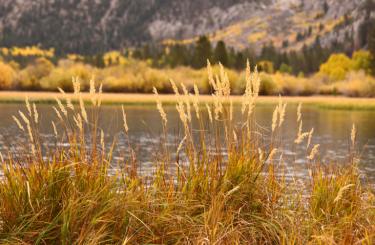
[
  {"left": 260, "top": 42, "right": 286, "bottom": 70},
  {"left": 167, "top": 44, "right": 189, "bottom": 68},
  {"left": 213, "top": 40, "right": 229, "bottom": 67},
  {"left": 94, "top": 54, "right": 105, "bottom": 68},
  {"left": 369, "top": 19, "right": 375, "bottom": 75},
  {"left": 234, "top": 52, "right": 245, "bottom": 70},
  {"left": 192, "top": 36, "right": 212, "bottom": 69}
]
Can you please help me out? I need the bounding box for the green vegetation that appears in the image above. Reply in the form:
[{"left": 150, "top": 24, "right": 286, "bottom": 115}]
[{"left": 0, "top": 63, "right": 373, "bottom": 244}]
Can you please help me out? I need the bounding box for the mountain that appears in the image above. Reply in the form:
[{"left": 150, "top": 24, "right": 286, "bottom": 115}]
[{"left": 0, "top": 0, "right": 373, "bottom": 54}]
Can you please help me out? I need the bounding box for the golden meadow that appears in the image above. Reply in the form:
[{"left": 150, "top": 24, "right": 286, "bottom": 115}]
[
  {"left": 0, "top": 61, "right": 373, "bottom": 244},
  {"left": 1, "top": 47, "right": 375, "bottom": 97}
]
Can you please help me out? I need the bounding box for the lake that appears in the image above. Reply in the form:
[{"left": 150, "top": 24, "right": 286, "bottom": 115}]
[{"left": 0, "top": 103, "right": 374, "bottom": 184}]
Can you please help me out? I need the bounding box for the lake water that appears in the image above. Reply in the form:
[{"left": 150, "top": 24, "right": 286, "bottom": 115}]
[{"left": 0, "top": 103, "right": 374, "bottom": 184}]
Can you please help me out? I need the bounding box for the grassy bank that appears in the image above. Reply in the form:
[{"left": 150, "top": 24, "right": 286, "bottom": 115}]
[
  {"left": 2, "top": 91, "right": 375, "bottom": 110},
  {"left": 0, "top": 64, "right": 374, "bottom": 244}
]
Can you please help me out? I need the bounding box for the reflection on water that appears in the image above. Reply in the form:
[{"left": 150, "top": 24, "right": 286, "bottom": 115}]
[{"left": 0, "top": 103, "right": 374, "bottom": 183}]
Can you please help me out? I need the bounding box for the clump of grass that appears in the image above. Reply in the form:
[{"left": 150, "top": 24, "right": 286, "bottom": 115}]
[{"left": 0, "top": 62, "right": 374, "bottom": 244}]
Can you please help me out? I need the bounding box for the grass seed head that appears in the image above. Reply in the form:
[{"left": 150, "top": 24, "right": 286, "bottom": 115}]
[
  {"left": 351, "top": 124, "right": 356, "bottom": 147},
  {"left": 307, "top": 144, "right": 320, "bottom": 160},
  {"left": 192, "top": 84, "right": 200, "bottom": 119},
  {"left": 55, "top": 97, "right": 67, "bottom": 117},
  {"left": 79, "top": 94, "right": 88, "bottom": 123},
  {"left": 307, "top": 128, "right": 314, "bottom": 148},
  {"left": 13, "top": 116, "right": 24, "bottom": 131},
  {"left": 206, "top": 103, "right": 213, "bottom": 123},
  {"left": 72, "top": 77, "right": 81, "bottom": 94},
  {"left": 25, "top": 96, "right": 32, "bottom": 117},
  {"left": 153, "top": 87, "right": 167, "bottom": 126},
  {"left": 53, "top": 106, "right": 63, "bottom": 121},
  {"left": 33, "top": 103, "right": 38, "bottom": 124},
  {"left": 121, "top": 106, "right": 129, "bottom": 133},
  {"left": 52, "top": 121, "right": 57, "bottom": 136},
  {"left": 170, "top": 79, "right": 180, "bottom": 96},
  {"left": 272, "top": 106, "right": 278, "bottom": 132},
  {"left": 297, "top": 103, "right": 302, "bottom": 123}
]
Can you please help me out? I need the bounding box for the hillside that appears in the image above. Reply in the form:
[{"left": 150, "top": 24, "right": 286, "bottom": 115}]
[{"left": 0, "top": 0, "right": 373, "bottom": 54}]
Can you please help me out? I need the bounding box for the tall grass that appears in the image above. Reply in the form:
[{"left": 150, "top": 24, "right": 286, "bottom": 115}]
[{"left": 0, "top": 62, "right": 374, "bottom": 244}]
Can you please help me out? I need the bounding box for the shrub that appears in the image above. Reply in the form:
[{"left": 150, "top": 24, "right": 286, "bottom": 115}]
[
  {"left": 98, "top": 62, "right": 171, "bottom": 93},
  {"left": 17, "top": 57, "right": 54, "bottom": 90},
  {"left": 352, "top": 50, "right": 372, "bottom": 74},
  {"left": 258, "top": 60, "right": 274, "bottom": 74},
  {"left": 319, "top": 53, "right": 354, "bottom": 82},
  {"left": 335, "top": 71, "right": 375, "bottom": 97},
  {"left": 103, "top": 51, "right": 127, "bottom": 67},
  {"left": 40, "top": 60, "right": 94, "bottom": 91},
  {"left": 279, "top": 63, "right": 292, "bottom": 74},
  {"left": 0, "top": 61, "right": 15, "bottom": 89},
  {"left": 271, "top": 73, "right": 319, "bottom": 96},
  {"left": 259, "top": 73, "right": 280, "bottom": 95}
]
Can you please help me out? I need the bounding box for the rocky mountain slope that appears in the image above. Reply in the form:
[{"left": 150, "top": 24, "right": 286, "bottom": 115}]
[{"left": 0, "top": 0, "right": 373, "bottom": 54}]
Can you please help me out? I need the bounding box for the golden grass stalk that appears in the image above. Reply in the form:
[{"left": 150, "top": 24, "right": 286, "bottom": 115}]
[
  {"left": 53, "top": 106, "right": 63, "bottom": 121},
  {"left": 73, "top": 114, "right": 83, "bottom": 132},
  {"left": 176, "top": 135, "right": 187, "bottom": 155},
  {"left": 242, "top": 61, "right": 260, "bottom": 119},
  {"left": 153, "top": 87, "right": 167, "bottom": 127},
  {"left": 334, "top": 184, "right": 355, "bottom": 203},
  {"left": 12, "top": 116, "right": 24, "bottom": 131},
  {"left": 55, "top": 97, "right": 67, "bottom": 117},
  {"left": 307, "top": 144, "right": 320, "bottom": 160},
  {"left": 51, "top": 121, "right": 57, "bottom": 136},
  {"left": 32, "top": 103, "right": 38, "bottom": 124},
  {"left": 176, "top": 100, "right": 188, "bottom": 129},
  {"left": 19, "top": 110, "right": 35, "bottom": 155},
  {"left": 307, "top": 128, "right": 314, "bottom": 148},
  {"left": 268, "top": 148, "right": 278, "bottom": 161},
  {"left": 206, "top": 103, "right": 213, "bottom": 123},
  {"left": 25, "top": 96, "right": 32, "bottom": 117},
  {"left": 79, "top": 94, "right": 88, "bottom": 123},
  {"left": 58, "top": 87, "right": 74, "bottom": 111},
  {"left": 181, "top": 82, "right": 192, "bottom": 122},
  {"left": 351, "top": 123, "right": 356, "bottom": 147},
  {"left": 98, "top": 83, "right": 103, "bottom": 107},
  {"left": 100, "top": 129, "right": 105, "bottom": 151},
  {"left": 72, "top": 77, "right": 81, "bottom": 94},
  {"left": 89, "top": 77, "right": 97, "bottom": 106},
  {"left": 272, "top": 107, "right": 278, "bottom": 132},
  {"left": 192, "top": 84, "right": 200, "bottom": 119},
  {"left": 121, "top": 106, "right": 129, "bottom": 134},
  {"left": 297, "top": 103, "right": 302, "bottom": 123},
  {"left": 169, "top": 79, "right": 180, "bottom": 96},
  {"left": 278, "top": 97, "right": 287, "bottom": 127}
]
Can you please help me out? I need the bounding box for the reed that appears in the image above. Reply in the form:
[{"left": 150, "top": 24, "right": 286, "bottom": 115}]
[{"left": 0, "top": 61, "right": 373, "bottom": 244}]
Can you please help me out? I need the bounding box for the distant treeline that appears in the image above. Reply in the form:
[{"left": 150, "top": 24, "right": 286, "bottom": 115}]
[{"left": 82, "top": 28, "right": 375, "bottom": 77}]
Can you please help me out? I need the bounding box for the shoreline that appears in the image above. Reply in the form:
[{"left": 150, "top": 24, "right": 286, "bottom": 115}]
[{"left": 1, "top": 91, "right": 375, "bottom": 110}]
